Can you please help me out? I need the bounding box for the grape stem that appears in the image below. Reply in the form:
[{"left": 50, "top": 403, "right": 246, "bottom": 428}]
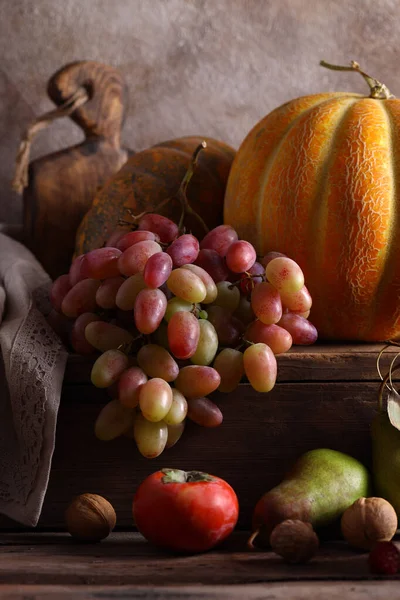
[
  {"left": 228, "top": 273, "right": 266, "bottom": 290},
  {"left": 116, "top": 142, "right": 210, "bottom": 235}
]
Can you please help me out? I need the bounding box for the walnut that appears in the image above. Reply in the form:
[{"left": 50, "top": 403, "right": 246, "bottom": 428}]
[
  {"left": 341, "top": 497, "right": 398, "bottom": 551},
  {"left": 269, "top": 519, "right": 319, "bottom": 563},
  {"left": 65, "top": 493, "right": 116, "bottom": 542}
]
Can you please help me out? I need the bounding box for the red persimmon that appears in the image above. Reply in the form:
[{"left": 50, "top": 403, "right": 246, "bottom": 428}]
[{"left": 132, "top": 469, "right": 239, "bottom": 552}]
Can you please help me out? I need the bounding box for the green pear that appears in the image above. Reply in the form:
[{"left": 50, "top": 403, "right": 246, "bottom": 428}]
[
  {"left": 372, "top": 412, "right": 400, "bottom": 516},
  {"left": 251, "top": 448, "right": 371, "bottom": 546}
]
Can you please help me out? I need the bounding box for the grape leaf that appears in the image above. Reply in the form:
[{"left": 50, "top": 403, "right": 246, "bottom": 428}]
[{"left": 387, "top": 388, "right": 400, "bottom": 431}]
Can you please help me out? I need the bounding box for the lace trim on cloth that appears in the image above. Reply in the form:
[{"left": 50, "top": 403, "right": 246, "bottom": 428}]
[{"left": 0, "top": 272, "right": 68, "bottom": 526}]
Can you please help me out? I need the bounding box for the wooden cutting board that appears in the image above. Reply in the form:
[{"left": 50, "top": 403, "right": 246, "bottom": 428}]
[{"left": 20, "top": 61, "right": 133, "bottom": 279}]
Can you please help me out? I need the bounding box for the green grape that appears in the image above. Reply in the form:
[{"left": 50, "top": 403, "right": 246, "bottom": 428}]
[
  {"left": 137, "top": 344, "right": 179, "bottom": 381},
  {"left": 167, "top": 268, "right": 206, "bottom": 303},
  {"left": 212, "top": 281, "right": 240, "bottom": 313},
  {"left": 90, "top": 349, "right": 129, "bottom": 388},
  {"left": 134, "top": 413, "right": 168, "bottom": 458},
  {"left": 165, "top": 421, "right": 186, "bottom": 448},
  {"left": 115, "top": 273, "right": 147, "bottom": 311},
  {"left": 181, "top": 264, "right": 218, "bottom": 303},
  {"left": 233, "top": 295, "right": 255, "bottom": 325},
  {"left": 94, "top": 399, "right": 133, "bottom": 441},
  {"left": 164, "top": 297, "right": 195, "bottom": 323},
  {"left": 85, "top": 321, "right": 134, "bottom": 352},
  {"left": 138, "top": 378, "right": 173, "bottom": 422},
  {"left": 190, "top": 319, "right": 219, "bottom": 366},
  {"left": 213, "top": 348, "right": 245, "bottom": 393},
  {"left": 163, "top": 388, "right": 188, "bottom": 425}
]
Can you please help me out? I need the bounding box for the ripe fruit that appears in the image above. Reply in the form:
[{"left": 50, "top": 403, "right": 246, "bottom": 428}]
[
  {"left": 368, "top": 541, "right": 400, "bottom": 575},
  {"left": 224, "top": 62, "right": 400, "bottom": 341},
  {"left": 132, "top": 469, "right": 239, "bottom": 552},
  {"left": 51, "top": 193, "right": 318, "bottom": 459}
]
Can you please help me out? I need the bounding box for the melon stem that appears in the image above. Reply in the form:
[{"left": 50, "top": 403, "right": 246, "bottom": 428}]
[{"left": 320, "top": 60, "right": 394, "bottom": 100}]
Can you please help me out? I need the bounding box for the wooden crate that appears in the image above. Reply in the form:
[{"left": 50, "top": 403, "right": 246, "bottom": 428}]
[{"left": 2, "top": 343, "right": 397, "bottom": 530}]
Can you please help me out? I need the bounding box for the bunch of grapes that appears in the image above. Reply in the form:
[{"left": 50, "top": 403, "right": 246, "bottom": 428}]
[{"left": 49, "top": 214, "right": 317, "bottom": 459}]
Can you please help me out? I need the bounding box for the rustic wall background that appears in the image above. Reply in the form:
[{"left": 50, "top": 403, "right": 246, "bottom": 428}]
[{"left": 0, "top": 0, "right": 397, "bottom": 224}]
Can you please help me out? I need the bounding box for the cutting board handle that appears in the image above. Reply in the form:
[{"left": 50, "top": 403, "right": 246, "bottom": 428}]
[{"left": 47, "top": 60, "right": 128, "bottom": 144}]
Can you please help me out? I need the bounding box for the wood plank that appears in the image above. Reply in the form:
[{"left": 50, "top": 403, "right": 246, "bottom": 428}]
[
  {"left": 63, "top": 343, "right": 400, "bottom": 384},
  {"left": 0, "top": 532, "right": 398, "bottom": 587},
  {"left": 1, "top": 582, "right": 400, "bottom": 600},
  {"left": 0, "top": 381, "right": 378, "bottom": 530}
]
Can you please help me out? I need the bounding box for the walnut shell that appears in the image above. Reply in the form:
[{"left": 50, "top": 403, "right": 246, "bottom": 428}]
[
  {"left": 269, "top": 519, "right": 319, "bottom": 564},
  {"left": 341, "top": 497, "right": 398, "bottom": 551},
  {"left": 65, "top": 493, "right": 116, "bottom": 542}
]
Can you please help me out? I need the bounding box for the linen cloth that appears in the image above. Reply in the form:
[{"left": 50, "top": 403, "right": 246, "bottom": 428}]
[{"left": 0, "top": 232, "right": 67, "bottom": 526}]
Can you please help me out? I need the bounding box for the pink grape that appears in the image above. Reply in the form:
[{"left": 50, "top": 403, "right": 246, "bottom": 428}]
[
  {"left": 206, "top": 305, "right": 244, "bottom": 346},
  {"left": 138, "top": 213, "right": 179, "bottom": 243},
  {"left": 245, "top": 321, "right": 292, "bottom": 354},
  {"left": 105, "top": 229, "right": 128, "bottom": 248},
  {"left": 69, "top": 254, "right": 86, "bottom": 286},
  {"left": 278, "top": 313, "right": 318, "bottom": 345},
  {"left": 167, "top": 268, "right": 206, "bottom": 303},
  {"left": 143, "top": 252, "right": 173, "bottom": 288},
  {"left": 116, "top": 230, "right": 159, "bottom": 251},
  {"left": 116, "top": 274, "right": 147, "bottom": 310},
  {"left": 96, "top": 276, "right": 124, "bottom": 309},
  {"left": 175, "top": 365, "right": 221, "bottom": 399},
  {"left": 134, "top": 288, "right": 167, "bottom": 334},
  {"left": 137, "top": 344, "right": 179, "bottom": 381},
  {"left": 139, "top": 378, "right": 173, "bottom": 422},
  {"left": 261, "top": 251, "right": 286, "bottom": 268},
  {"left": 243, "top": 343, "right": 277, "bottom": 392},
  {"left": 167, "top": 234, "right": 200, "bottom": 267},
  {"left": 118, "top": 367, "right": 148, "bottom": 408},
  {"left": 167, "top": 311, "right": 200, "bottom": 359},
  {"left": 194, "top": 249, "right": 230, "bottom": 283},
  {"left": 200, "top": 224, "right": 238, "bottom": 257},
  {"left": 61, "top": 279, "right": 101, "bottom": 318},
  {"left": 187, "top": 397, "right": 223, "bottom": 428},
  {"left": 50, "top": 274, "right": 72, "bottom": 312},
  {"left": 80, "top": 247, "right": 122, "bottom": 279},
  {"left": 280, "top": 285, "right": 312, "bottom": 313},
  {"left": 85, "top": 321, "right": 134, "bottom": 352},
  {"left": 181, "top": 264, "right": 218, "bottom": 303},
  {"left": 225, "top": 240, "right": 256, "bottom": 273},
  {"left": 265, "top": 256, "right": 304, "bottom": 294},
  {"left": 118, "top": 240, "right": 162, "bottom": 276},
  {"left": 91, "top": 349, "right": 130, "bottom": 388},
  {"left": 70, "top": 312, "right": 101, "bottom": 355},
  {"left": 213, "top": 348, "right": 245, "bottom": 393},
  {"left": 239, "top": 262, "right": 265, "bottom": 295},
  {"left": 251, "top": 282, "right": 282, "bottom": 325}
]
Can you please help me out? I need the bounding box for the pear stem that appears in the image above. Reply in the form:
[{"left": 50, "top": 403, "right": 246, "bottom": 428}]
[
  {"left": 320, "top": 60, "right": 395, "bottom": 99},
  {"left": 247, "top": 528, "right": 260, "bottom": 550}
]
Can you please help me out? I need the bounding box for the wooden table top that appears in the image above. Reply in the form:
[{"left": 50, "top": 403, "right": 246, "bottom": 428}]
[{"left": 0, "top": 531, "right": 399, "bottom": 599}]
